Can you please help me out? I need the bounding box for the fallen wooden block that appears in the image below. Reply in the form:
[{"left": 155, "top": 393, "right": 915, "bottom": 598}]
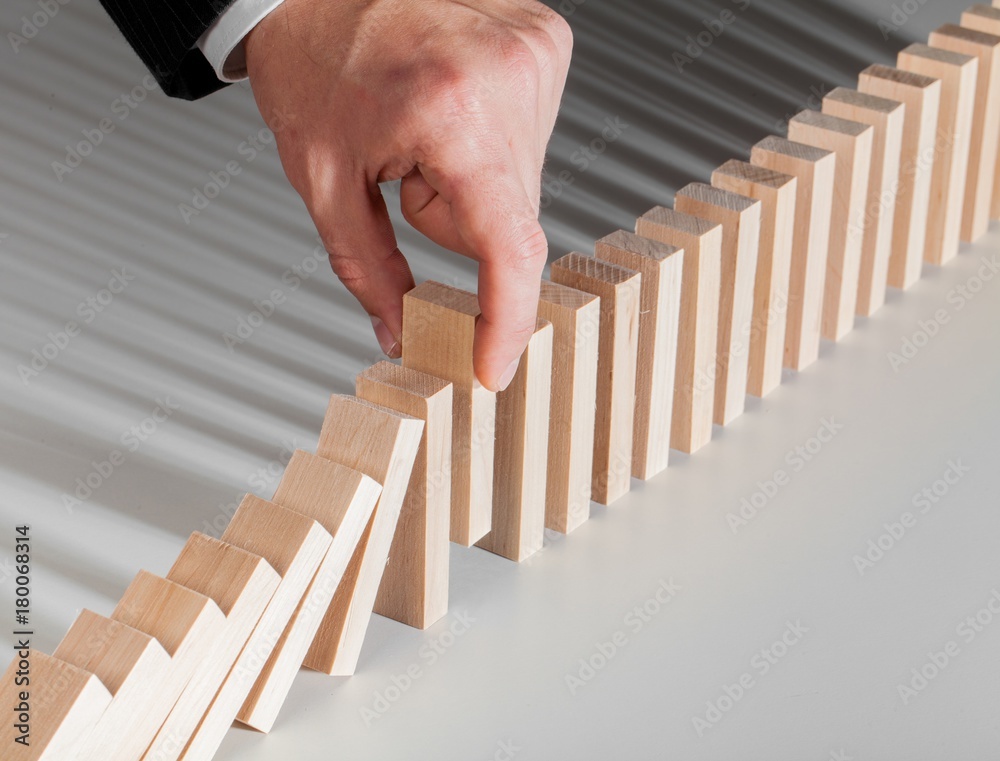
[
  {"left": 356, "top": 361, "right": 453, "bottom": 628},
  {"left": 239, "top": 451, "right": 380, "bottom": 731},
  {"left": 550, "top": 252, "right": 640, "bottom": 503},
  {"left": 537, "top": 280, "right": 600, "bottom": 533},
  {"left": 308, "top": 395, "right": 424, "bottom": 675},
  {"left": 635, "top": 208, "right": 722, "bottom": 451},
  {"left": 402, "top": 281, "right": 496, "bottom": 546},
  {"left": 595, "top": 229, "right": 683, "bottom": 474},
  {"left": 711, "top": 161, "right": 797, "bottom": 397},
  {"left": 0, "top": 650, "right": 112, "bottom": 760},
  {"left": 476, "top": 320, "right": 553, "bottom": 561},
  {"left": 674, "top": 184, "right": 758, "bottom": 425},
  {"left": 821, "top": 88, "right": 906, "bottom": 315},
  {"left": 750, "top": 136, "right": 835, "bottom": 369}
]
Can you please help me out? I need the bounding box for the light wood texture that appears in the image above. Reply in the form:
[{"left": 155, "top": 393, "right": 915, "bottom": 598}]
[
  {"left": 711, "top": 161, "right": 797, "bottom": 397},
  {"left": 821, "top": 88, "right": 907, "bottom": 314},
  {"left": 635, "top": 208, "right": 722, "bottom": 450},
  {"left": 356, "top": 362, "right": 453, "bottom": 628},
  {"left": 550, "top": 253, "right": 640, "bottom": 502},
  {"left": 402, "top": 281, "right": 496, "bottom": 546},
  {"left": 750, "top": 137, "right": 835, "bottom": 368},
  {"left": 674, "top": 184, "right": 758, "bottom": 425},
  {"left": 896, "top": 45, "right": 977, "bottom": 263},
  {"left": 595, "top": 229, "right": 683, "bottom": 472},
  {"left": 239, "top": 451, "right": 380, "bottom": 731},
  {"left": 0, "top": 650, "right": 112, "bottom": 760},
  {"left": 536, "top": 280, "right": 600, "bottom": 533},
  {"left": 181, "top": 497, "right": 333, "bottom": 761},
  {"left": 788, "top": 110, "right": 874, "bottom": 341},
  {"left": 476, "top": 320, "right": 553, "bottom": 560},
  {"left": 308, "top": 395, "right": 424, "bottom": 675}
]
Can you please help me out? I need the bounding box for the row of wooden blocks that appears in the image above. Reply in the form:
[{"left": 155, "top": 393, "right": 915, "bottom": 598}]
[{"left": 6, "top": 6, "right": 1000, "bottom": 760}]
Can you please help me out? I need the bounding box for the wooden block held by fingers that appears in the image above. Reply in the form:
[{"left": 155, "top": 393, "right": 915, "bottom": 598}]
[
  {"left": 896, "top": 45, "right": 977, "bottom": 263},
  {"left": 537, "top": 281, "right": 600, "bottom": 533},
  {"left": 635, "top": 208, "right": 722, "bottom": 451},
  {"left": 308, "top": 395, "right": 424, "bottom": 675},
  {"left": 239, "top": 452, "right": 380, "bottom": 731},
  {"left": 822, "top": 89, "right": 906, "bottom": 315},
  {"left": 750, "top": 137, "right": 835, "bottom": 369},
  {"left": 788, "top": 110, "right": 874, "bottom": 341},
  {"left": 595, "top": 230, "right": 683, "bottom": 473},
  {"left": 550, "top": 253, "right": 640, "bottom": 502},
  {"left": 402, "top": 281, "right": 496, "bottom": 546},
  {"left": 711, "top": 161, "right": 796, "bottom": 397},
  {"left": 0, "top": 650, "right": 112, "bottom": 760},
  {"left": 476, "top": 320, "right": 553, "bottom": 561},
  {"left": 356, "top": 362, "right": 453, "bottom": 628}
]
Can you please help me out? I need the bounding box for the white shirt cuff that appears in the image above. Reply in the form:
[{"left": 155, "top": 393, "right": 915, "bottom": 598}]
[{"left": 197, "top": 0, "right": 287, "bottom": 83}]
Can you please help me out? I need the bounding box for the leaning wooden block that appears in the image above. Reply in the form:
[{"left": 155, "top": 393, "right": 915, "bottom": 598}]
[
  {"left": 674, "top": 184, "right": 758, "bottom": 425},
  {"left": 636, "top": 208, "right": 722, "bottom": 451},
  {"left": 239, "top": 452, "right": 380, "bottom": 731},
  {"left": 181, "top": 497, "right": 333, "bottom": 761},
  {"left": 896, "top": 45, "right": 977, "bottom": 263},
  {"left": 595, "top": 230, "right": 683, "bottom": 475},
  {"left": 711, "top": 161, "right": 796, "bottom": 397},
  {"left": 750, "top": 137, "right": 835, "bottom": 369},
  {"left": 356, "top": 362, "right": 453, "bottom": 629},
  {"left": 822, "top": 88, "right": 906, "bottom": 314},
  {"left": 402, "top": 281, "right": 496, "bottom": 546},
  {"left": 307, "top": 395, "right": 424, "bottom": 675},
  {"left": 550, "top": 253, "right": 640, "bottom": 503},
  {"left": 537, "top": 280, "right": 600, "bottom": 533},
  {"left": 0, "top": 650, "right": 111, "bottom": 760}
]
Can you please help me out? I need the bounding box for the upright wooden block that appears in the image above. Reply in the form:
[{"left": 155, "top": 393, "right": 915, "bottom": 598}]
[
  {"left": 550, "top": 253, "right": 640, "bottom": 503},
  {"left": 711, "top": 161, "right": 797, "bottom": 397},
  {"left": 308, "top": 395, "right": 424, "bottom": 675},
  {"left": 896, "top": 45, "right": 977, "bottom": 263},
  {"left": 144, "top": 534, "right": 280, "bottom": 761},
  {"left": 0, "top": 650, "right": 111, "bottom": 760},
  {"left": 181, "top": 497, "right": 333, "bottom": 761},
  {"left": 595, "top": 230, "right": 683, "bottom": 474},
  {"left": 750, "top": 137, "right": 835, "bottom": 369},
  {"left": 476, "top": 320, "right": 553, "bottom": 561},
  {"left": 674, "top": 184, "right": 759, "bottom": 425},
  {"left": 635, "top": 208, "right": 722, "bottom": 451},
  {"left": 822, "top": 89, "right": 907, "bottom": 314},
  {"left": 356, "top": 362, "right": 453, "bottom": 629},
  {"left": 402, "top": 281, "right": 496, "bottom": 546},
  {"left": 239, "top": 452, "right": 380, "bottom": 731},
  {"left": 537, "top": 280, "right": 600, "bottom": 533}
]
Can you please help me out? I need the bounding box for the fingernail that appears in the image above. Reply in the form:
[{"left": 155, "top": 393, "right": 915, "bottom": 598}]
[
  {"left": 496, "top": 357, "right": 520, "bottom": 392},
  {"left": 370, "top": 316, "right": 401, "bottom": 359}
]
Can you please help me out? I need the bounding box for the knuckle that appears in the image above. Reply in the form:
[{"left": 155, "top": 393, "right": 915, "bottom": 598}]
[{"left": 534, "top": 6, "right": 574, "bottom": 58}]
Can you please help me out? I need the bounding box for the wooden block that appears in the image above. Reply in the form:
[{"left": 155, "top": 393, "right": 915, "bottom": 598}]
[
  {"left": 143, "top": 533, "right": 280, "bottom": 761},
  {"left": 595, "top": 230, "right": 683, "bottom": 473},
  {"left": 180, "top": 497, "right": 333, "bottom": 761},
  {"left": 0, "top": 650, "right": 111, "bottom": 760},
  {"left": 402, "top": 281, "right": 496, "bottom": 546},
  {"left": 635, "top": 208, "right": 722, "bottom": 450},
  {"left": 239, "top": 452, "right": 380, "bottom": 731},
  {"left": 550, "top": 253, "right": 640, "bottom": 502},
  {"left": 476, "top": 320, "right": 553, "bottom": 561},
  {"left": 53, "top": 611, "right": 171, "bottom": 761},
  {"left": 750, "top": 137, "right": 835, "bottom": 368},
  {"left": 307, "top": 395, "right": 424, "bottom": 675},
  {"left": 711, "top": 161, "right": 797, "bottom": 397},
  {"left": 674, "top": 184, "right": 759, "bottom": 424},
  {"left": 821, "top": 88, "right": 907, "bottom": 314},
  {"left": 788, "top": 110, "right": 874, "bottom": 341},
  {"left": 536, "top": 281, "right": 600, "bottom": 533},
  {"left": 356, "top": 362, "right": 453, "bottom": 629},
  {"left": 897, "top": 45, "right": 978, "bottom": 263}
]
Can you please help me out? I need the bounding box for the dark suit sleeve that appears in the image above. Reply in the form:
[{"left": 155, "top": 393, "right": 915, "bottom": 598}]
[{"left": 98, "top": 0, "right": 234, "bottom": 100}]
